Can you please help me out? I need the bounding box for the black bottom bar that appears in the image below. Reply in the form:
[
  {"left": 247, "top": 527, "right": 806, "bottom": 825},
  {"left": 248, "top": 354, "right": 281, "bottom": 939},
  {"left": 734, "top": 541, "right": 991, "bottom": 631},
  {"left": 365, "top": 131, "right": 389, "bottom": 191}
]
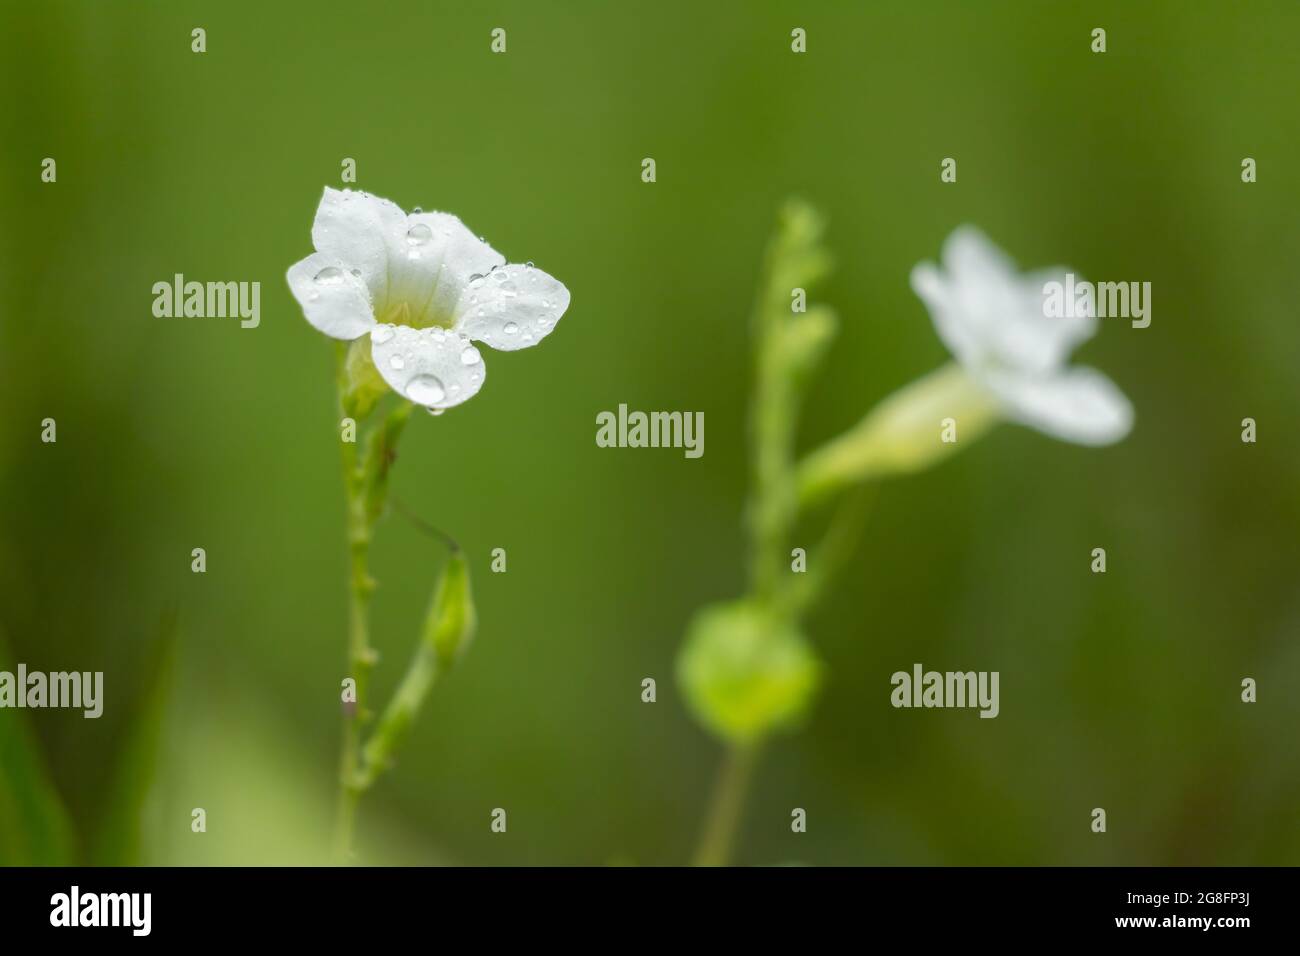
[{"left": 0, "top": 866, "right": 1284, "bottom": 942}]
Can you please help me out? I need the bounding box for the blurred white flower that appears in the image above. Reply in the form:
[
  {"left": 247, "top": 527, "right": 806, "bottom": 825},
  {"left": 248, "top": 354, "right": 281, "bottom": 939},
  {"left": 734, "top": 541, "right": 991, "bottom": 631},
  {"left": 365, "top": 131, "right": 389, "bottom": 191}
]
[
  {"left": 910, "top": 226, "right": 1132, "bottom": 445},
  {"left": 287, "top": 188, "right": 569, "bottom": 410}
]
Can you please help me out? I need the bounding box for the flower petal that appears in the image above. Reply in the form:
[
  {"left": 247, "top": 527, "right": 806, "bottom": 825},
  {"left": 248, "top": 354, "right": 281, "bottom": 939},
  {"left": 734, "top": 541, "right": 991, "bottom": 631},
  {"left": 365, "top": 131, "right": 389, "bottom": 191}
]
[
  {"left": 311, "top": 188, "right": 406, "bottom": 308},
  {"left": 1021, "top": 265, "right": 1098, "bottom": 362},
  {"left": 286, "top": 252, "right": 375, "bottom": 340},
  {"left": 918, "top": 226, "right": 1100, "bottom": 376},
  {"left": 453, "top": 263, "right": 570, "bottom": 352},
  {"left": 911, "top": 261, "right": 982, "bottom": 367},
  {"left": 942, "top": 224, "right": 1018, "bottom": 287},
  {"left": 386, "top": 212, "right": 504, "bottom": 328},
  {"left": 369, "top": 323, "right": 486, "bottom": 410},
  {"left": 983, "top": 366, "right": 1133, "bottom": 446},
  {"left": 309, "top": 190, "right": 511, "bottom": 329}
]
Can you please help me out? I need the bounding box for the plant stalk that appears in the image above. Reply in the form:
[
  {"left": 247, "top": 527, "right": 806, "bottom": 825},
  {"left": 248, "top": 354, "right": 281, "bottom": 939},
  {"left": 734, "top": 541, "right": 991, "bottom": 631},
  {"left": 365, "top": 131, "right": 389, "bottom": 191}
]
[
  {"left": 692, "top": 742, "right": 761, "bottom": 867},
  {"left": 333, "top": 407, "right": 376, "bottom": 862}
]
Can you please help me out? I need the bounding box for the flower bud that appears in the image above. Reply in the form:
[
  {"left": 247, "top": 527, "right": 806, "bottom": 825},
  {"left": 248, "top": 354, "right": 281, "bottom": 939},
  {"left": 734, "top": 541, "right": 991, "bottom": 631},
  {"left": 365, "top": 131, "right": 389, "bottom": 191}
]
[
  {"left": 424, "top": 549, "right": 476, "bottom": 671},
  {"left": 677, "top": 599, "right": 820, "bottom": 744}
]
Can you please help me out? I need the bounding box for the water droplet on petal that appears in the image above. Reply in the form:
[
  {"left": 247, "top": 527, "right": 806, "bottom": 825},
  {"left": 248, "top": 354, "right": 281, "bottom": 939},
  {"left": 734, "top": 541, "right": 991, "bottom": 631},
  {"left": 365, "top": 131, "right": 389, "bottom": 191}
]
[
  {"left": 406, "top": 223, "right": 433, "bottom": 245},
  {"left": 427, "top": 407, "right": 445, "bottom": 417},
  {"left": 350, "top": 269, "right": 362, "bottom": 278},
  {"left": 371, "top": 324, "right": 395, "bottom": 345},
  {"left": 412, "top": 206, "right": 423, "bottom": 213},
  {"left": 503, "top": 321, "right": 518, "bottom": 336},
  {"left": 314, "top": 266, "right": 344, "bottom": 284},
  {"left": 389, "top": 354, "right": 405, "bottom": 370},
  {"left": 461, "top": 345, "right": 482, "bottom": 366},
  {"left": 406, "top": 374, "right": 446, "bottom": 406}
]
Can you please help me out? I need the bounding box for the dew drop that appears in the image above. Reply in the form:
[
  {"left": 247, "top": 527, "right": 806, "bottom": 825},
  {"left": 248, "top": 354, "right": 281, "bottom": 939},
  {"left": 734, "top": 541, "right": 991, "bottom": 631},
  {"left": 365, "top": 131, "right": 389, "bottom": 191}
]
[
  {"left": 503, "top": 321, "right": 518, "bottom": 336},
  {"left": 412, "top": 206, "right": 423, "bottom": 213},
  {"left": 371, "top": 324, "right": 395, "bottom": 345},
  {"left": 460, "top": 345, "right": 482, "bottom": 366},
  {"left": 314, "top": 266, "right": 344, "bottom": 284},
  {"left": 406, "top": 223, "right": 433, "bottom": 245},
  {"left": 406, "top": 374, "right": 446, "bottom": 406},
  {"left": 389, "top": 354, "right": 405, "bottom": 370},
  {"left": 350, "top": 269, "right": 362, "bottom": 278}
]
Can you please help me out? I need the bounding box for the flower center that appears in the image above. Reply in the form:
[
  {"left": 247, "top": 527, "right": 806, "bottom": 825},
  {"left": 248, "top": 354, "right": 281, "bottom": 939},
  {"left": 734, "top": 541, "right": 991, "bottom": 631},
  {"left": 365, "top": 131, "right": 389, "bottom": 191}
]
[{"left": 377, "top": 298, "right": 455, "bottom": 331}]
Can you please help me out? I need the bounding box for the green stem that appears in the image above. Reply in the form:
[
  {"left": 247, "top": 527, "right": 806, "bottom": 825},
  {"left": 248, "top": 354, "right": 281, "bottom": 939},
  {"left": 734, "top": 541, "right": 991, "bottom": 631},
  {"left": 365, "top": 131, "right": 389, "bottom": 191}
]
[
  {"left": 749, "top": 379, "right": 796, "bottom": 600},
  {"left": 333, "top": 401, "right": 376, "bottom": 863},
  {"left": 692, "top": 742, "right": 761, "bottom": 866},
  {"left": 357, "top": 636, "right": 441, "bottom": 789},
  {"left": 787, "top": 483, "right": 877, "bottom": 617},
  {"left": 690, "top": 202, "right": 837, "bottom": 866},
  {"left": 331, "top": 349, "right": 414, "bottom": 862}
]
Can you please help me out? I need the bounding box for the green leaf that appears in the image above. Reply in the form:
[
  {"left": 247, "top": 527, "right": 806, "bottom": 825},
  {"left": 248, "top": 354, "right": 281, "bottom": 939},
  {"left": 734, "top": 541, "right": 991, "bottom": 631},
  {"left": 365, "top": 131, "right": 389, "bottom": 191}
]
[
  {"left": 677, "top": 599, "right": 821, "bottom": 744},
  {"left": 0, "top": 636, "right": 77, "bottom": 865}
]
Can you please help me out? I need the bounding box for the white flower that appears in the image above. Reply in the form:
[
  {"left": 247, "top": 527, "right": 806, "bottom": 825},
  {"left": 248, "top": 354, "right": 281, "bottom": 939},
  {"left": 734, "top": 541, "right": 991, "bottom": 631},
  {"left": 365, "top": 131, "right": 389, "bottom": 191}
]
[
  {"left": 287, "top": 188, "right": 570, "bottom": 410},
  {"left": 910, "top": 226, "right": 1132, "bottom": 445}
]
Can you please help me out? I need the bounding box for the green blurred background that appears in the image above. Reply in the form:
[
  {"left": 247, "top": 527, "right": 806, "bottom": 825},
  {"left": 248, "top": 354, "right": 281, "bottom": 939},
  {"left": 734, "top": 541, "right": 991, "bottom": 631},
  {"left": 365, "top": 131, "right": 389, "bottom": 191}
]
[{"left": 2, "top": 0, "right": 1297, "bottom": 865}]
